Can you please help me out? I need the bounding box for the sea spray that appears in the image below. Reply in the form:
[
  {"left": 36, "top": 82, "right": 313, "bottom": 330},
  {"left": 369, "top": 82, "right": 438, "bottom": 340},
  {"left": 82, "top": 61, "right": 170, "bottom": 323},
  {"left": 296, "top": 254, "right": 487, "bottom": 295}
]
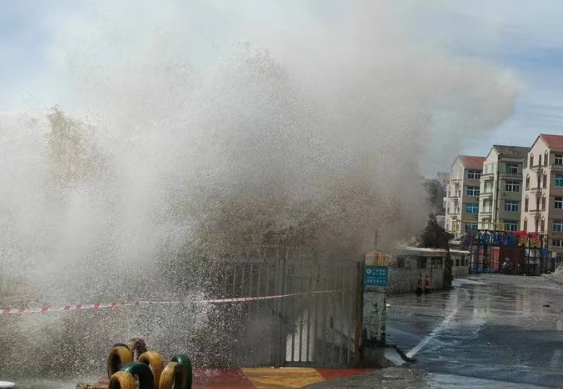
[{"left": 0, "top": 0, "right": 517, "bottom": 377}]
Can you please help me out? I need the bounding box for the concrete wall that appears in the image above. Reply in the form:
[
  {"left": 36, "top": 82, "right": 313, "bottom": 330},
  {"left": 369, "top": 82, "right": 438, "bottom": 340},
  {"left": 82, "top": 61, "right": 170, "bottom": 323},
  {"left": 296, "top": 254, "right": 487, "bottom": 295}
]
[
  {"left": 387, "top": 268, "right": 443, "bottom": 295},
  {"left": 452, "top": 266, "right": 469, "bottom": 278},
  {"left": 386, "top": 248, "right": 470, "bottom": 294}
]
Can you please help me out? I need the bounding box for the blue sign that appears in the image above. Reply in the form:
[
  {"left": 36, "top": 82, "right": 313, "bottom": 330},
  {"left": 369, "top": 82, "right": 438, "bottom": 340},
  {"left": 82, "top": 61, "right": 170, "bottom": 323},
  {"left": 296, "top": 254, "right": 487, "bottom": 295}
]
[{"left": 364, "top": 266, "right": 388, "bottom": 288}]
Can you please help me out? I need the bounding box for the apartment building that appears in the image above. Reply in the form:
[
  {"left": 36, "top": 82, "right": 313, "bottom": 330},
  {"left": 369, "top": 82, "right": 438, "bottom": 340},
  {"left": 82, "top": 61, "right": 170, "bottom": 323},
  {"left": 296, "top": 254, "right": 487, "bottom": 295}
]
[
  {"left": 436, "top": 172, "right": 450, "bottom": 190},
  {"left": 444, "top": 155, "right": 486, "bottom": 235},
  {"left": 520, "top": 134, "right": 563, "bottom": 259},
  {"left": 435, "top": 172, "right": 450, "bottom": 228},
  {"left": 478, "top": 145, "right": 529, "bottom": 231}
]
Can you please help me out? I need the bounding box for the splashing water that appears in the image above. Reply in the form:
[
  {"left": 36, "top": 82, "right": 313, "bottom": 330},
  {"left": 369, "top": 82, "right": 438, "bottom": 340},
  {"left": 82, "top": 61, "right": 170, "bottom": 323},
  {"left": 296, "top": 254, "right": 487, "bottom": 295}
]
[{"left": 0, "top": 0, "right": 516, "bottom": 379}]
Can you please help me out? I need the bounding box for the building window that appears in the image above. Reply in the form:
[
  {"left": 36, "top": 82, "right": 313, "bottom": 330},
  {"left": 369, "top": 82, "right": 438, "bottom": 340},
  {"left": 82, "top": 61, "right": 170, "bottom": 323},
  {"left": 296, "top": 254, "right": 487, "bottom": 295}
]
[
  {"left": 467, "top": 170, "right": 481, "bottom": 180},
  {"left": 504, "top": 201, "right": 519, "bottom": 212},
  {"left": 545, "top": 151, "right": 549, "bottom": 166},
  {"left": 504, "top": 220, "right": 519, "bottom": 231},
  {"left": 543, "top": 173, "right": 548, "bottom": 188},
  {"left": 542, "top": 197, "right": 546, "bottom": 211},
  {"left": 539, "top": 155, "right": 543, "bottom": 166},
  {"left": 506, "top": 163, "right": 518, "bottom": 175},
  {"left": 525, "top": 197, "right": 529, "bottom": 212},
  {"left": 466, "top": 186, "right": 479, "bottom": 197},
  {"left": 553, "top": 239, "right": 563, "bottom": 247},
  {"left": 483, "top": 200, "right": 492, "bottom": 212},
  {"left": 526, "top": 176, "right": 530, "bottom": 190},
  {"left": 541, "top": 219, "right": 545, "bottom": 232},
  {"left": 556, "top": 154, "right": 563, "bottom": 165},
  {"left": 484, "top": 182, "right": 493, "bottom": 194},
  {"left": 466, "top": 223, "right": 478, "bottom": 231},
  {"left": 556, "top": 176, "right": 563, "bottom": 187},
  {"left": 556, "top": 197, "right": 563, "bottom": 209},
  {"left": 505, "top": 181, "right": 520, "bottom": 192},
  {"left": 465, "top": 203, "right": 479, "bottom": 214},
  {"left": 554, "top": 221, "right": 563, "bottom": 233},
  {"left": 530, "top": 155, "right": 534, "bottom": 167},
  {"left": 524, "top": 219, "right": 528, "bottom": 231}
]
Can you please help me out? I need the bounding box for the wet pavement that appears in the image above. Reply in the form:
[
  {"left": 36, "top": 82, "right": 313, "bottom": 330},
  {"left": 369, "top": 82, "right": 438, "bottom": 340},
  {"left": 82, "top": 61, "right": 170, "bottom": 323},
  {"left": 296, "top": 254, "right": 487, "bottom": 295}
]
[
  {"left": 15, "top": 368, "right": 376, "bottom": 389},
  {"left": 11, "top": 274, "right": 563, "bottom": 389},
  {"left": 386, "top": 274, "right": 563, "bottom": 388}
]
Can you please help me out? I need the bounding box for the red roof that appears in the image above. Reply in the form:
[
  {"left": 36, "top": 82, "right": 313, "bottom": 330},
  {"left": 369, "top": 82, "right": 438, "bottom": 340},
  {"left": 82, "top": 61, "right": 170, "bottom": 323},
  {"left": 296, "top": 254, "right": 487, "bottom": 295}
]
[
  {"left": 459, "top": 155, "right": 486, "bottom": 169},
  {"left": 539, "top": 134, "right": 563, "bottom": 150}
]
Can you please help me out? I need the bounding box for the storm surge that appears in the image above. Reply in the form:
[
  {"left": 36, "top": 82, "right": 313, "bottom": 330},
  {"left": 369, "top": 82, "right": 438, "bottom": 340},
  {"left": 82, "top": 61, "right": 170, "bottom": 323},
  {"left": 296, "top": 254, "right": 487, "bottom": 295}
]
[{"left": 0, "top": 0, "right": 516, "bottom": 378}]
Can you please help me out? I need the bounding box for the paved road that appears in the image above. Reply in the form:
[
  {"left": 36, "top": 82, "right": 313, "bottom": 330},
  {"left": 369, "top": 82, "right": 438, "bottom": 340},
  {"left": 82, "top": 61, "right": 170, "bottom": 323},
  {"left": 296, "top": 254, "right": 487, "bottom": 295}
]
[{"left": 386, "top": 274, "right": 563, "bottom": 388}]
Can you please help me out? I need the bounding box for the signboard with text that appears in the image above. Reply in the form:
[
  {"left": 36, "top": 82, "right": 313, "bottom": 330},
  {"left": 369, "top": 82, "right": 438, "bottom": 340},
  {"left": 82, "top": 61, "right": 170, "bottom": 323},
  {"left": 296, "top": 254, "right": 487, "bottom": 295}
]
[{"left": 364, "top": 266, "right": 388, "bottom": 288}]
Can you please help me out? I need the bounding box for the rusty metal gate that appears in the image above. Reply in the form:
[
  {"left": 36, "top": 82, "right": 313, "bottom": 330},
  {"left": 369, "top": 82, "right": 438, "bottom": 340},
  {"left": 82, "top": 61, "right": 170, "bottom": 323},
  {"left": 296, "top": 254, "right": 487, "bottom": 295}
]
[{"left": 198, "top": 248, "right": 362, "bottom": 368}]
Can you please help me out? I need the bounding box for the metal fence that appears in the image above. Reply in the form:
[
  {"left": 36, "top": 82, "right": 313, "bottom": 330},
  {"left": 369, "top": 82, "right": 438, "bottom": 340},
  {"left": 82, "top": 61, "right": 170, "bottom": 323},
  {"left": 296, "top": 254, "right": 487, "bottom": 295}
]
[
  {"left": 467, "top": 230, "right": 550, "bottom": 275},
  {"left": 196, "top": 248, "right": 362, "bottom": 367}
]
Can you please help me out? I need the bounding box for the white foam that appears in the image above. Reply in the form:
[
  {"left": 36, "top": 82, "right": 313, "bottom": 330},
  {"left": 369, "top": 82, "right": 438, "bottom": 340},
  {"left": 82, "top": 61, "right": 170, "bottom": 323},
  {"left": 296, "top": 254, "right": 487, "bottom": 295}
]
[{"left": 0, "top": 381, "right": 16, "bottom": 389}]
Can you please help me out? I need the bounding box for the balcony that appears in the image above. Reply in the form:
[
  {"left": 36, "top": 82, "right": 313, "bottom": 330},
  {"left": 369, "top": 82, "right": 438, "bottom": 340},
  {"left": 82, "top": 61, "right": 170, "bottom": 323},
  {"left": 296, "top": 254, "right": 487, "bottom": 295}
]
[
  {"left": 480, "top": 209, "right": 492, "bottom": 216},
  {"left": 450, "top": 177, "right": 461, "bottom": 182},
  {"left": 481, "top": 192, "right": 493, "bottom": 199},
  {"left": 550, "top": 164, "right": 563, "bottom": 172},
  {"left": 529, "top": 209, "right": 541, "bottom": 218},
  {"left": 464, "top": 213, "right": 479, "bottom": 220},
  {"left": 530, "top": 187, "right": 542, "bottom": 195},
  {"left": 481, "top": 172, "right": 494, "bottom": 180},
  {"left": 500, "top": 171, "right": 522, "bottom": 179},
  {"left": 531, "top": 165, "right": 543, "bottom": 172}
]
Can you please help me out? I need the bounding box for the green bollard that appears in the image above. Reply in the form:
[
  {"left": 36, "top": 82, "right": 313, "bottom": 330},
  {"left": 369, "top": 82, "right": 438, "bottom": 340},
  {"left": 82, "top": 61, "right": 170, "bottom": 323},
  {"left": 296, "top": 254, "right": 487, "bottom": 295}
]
[
  {"left": 171, "top": 355, "right": 193, "bottom": 389},
  {"left": 121, "top": 362, "right": 155, "bottom": 389}
]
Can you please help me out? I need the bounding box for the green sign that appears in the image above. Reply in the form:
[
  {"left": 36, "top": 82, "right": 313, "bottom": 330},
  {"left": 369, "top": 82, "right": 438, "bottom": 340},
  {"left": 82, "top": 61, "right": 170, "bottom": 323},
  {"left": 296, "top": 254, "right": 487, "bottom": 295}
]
[{"left": 364, "top": 266, "right": 388, "bottom": 288}]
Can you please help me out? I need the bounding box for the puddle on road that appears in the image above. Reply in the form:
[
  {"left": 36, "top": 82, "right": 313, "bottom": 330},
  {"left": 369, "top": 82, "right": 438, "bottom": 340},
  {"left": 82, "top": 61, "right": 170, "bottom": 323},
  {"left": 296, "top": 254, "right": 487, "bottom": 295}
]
[{"left": 428, "top": 374, "right": 548, "bottom": 389}]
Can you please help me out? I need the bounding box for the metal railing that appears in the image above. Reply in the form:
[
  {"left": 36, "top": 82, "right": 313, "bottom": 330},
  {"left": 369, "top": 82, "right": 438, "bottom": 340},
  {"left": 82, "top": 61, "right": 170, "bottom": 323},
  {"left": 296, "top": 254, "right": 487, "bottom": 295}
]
[
  {"left": 500, "top": 171, "right": 522, "bottom": 178},
  {"left": 186, "top": 249, "right": 362, "bottom": 368}
]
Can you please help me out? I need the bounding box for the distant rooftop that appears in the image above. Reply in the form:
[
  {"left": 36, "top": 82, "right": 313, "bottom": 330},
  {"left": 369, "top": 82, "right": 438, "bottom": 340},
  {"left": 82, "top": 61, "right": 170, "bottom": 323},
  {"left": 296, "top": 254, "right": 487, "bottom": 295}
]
[
  {"left": 459, "top": 155, "right": 486, "bottom": 169},
  {"left": 539, "top": 134, "right": 563, "bottom": 150},
  {"left": 396, "top": 245, "right": 448, "bottom": 257},
  {"left": 493, "top": 145, "right": 529, "bottom": 159}
]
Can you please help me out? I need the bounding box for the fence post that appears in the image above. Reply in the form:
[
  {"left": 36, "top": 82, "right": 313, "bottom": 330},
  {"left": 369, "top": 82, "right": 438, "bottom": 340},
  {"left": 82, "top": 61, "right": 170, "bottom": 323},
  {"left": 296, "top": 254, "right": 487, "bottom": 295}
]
[
  {"left": 354, "top": 261, "right": 363, "bottom": 366},
  {"left": 359, "top": 257, "right": 388, "bottom": 367}
]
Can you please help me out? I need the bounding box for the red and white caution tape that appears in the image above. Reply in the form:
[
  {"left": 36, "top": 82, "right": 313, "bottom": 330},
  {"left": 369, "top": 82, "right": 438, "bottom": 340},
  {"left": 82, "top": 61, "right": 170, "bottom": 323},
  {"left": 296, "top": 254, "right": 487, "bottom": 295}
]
[
  {"left": 1, "top": 301, "right": 150, "bottom": 316},
  {"left": 203, "top": 290, "right": 338, "bottom": 304},
  {"left": 0, "top": 290, "right": 338, "bottom": 316}
]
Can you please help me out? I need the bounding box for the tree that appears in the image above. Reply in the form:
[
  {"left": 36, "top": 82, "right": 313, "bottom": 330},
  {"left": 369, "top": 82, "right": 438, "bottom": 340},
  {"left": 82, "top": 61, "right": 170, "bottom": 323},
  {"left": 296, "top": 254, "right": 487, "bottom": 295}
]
[
  {"left": 45, "top": 107, "right": 109, "bottom": 187},
  {"left": 417, "top": 215, "right": 454, "bottom": 289},
  {"left": 423, "top": 179, "right": 445, "bottom": 216}
]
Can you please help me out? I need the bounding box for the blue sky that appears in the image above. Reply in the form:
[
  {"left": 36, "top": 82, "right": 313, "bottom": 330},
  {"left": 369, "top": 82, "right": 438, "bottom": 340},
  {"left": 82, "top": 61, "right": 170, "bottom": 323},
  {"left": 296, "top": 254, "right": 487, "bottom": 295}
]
[
  {"left": 1, "top": 0, "right": 562, "bottom": 159},
  {"left": 411, "top": 0, "right": 563, "bottom": 156}
]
